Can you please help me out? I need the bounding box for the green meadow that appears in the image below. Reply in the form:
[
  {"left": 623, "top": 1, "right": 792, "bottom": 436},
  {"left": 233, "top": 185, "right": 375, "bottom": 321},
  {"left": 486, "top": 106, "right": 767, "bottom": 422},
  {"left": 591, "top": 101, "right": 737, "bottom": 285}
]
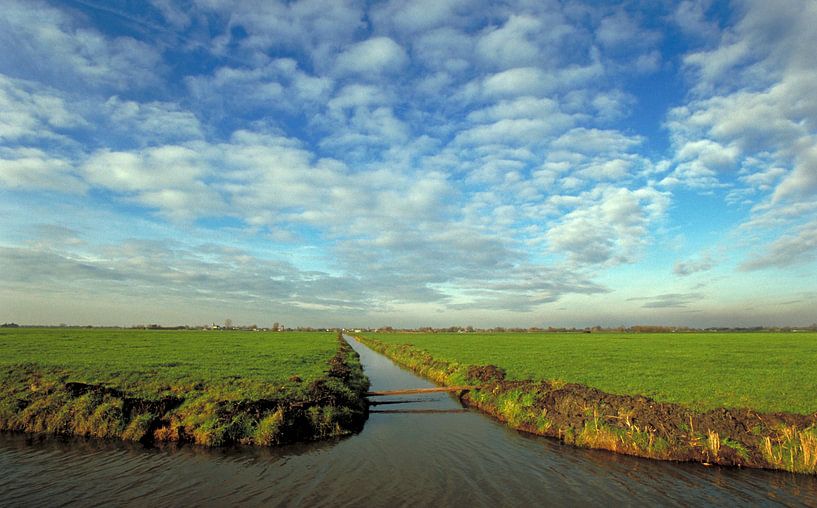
[
  {"left": 0, "top": 328, "right": 338, "bottom": 399},
  {"left": 0, "top": 328, "right": 368, "bottom": 446},
  {"left": 360, "top": 331, "right": 817, "bottom": 414}
]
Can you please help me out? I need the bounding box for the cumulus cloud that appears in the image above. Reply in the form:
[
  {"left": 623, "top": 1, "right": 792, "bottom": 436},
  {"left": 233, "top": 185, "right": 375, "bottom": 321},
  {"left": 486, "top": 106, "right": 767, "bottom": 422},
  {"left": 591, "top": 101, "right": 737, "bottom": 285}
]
[
  {"left": 0, "top": 147, "right": 84, "bottom": 193},
  {"left": 668, "top": 0, "right": 817, "bottom": 197},
  {"left": 186, "top": 58, "right": 334, "bottom": 123},
  {"left": 370, "top": 0, "right": 470, "bottom": 35},
  {"left": 412, "top": 27, "right": 474, "bottom": 73},
  {"left": 334, "top": 37, "right": 409, "bottom": 76},
  {"left": 7, "top": 0, "right": 814, "bottom": 326},
  {"left": 477, "top": 15, "right": 547, "bottom": 68},
  {"left": 0, "top": 75, "right": 85, "bottom": 142},
  {"left": 200, "top": 0, "right": 365, "bottom": 70},
  {"left": 772, "top": 141, "right": 817, "bottom": 203},
  {"left": 103, "top": 97, "right": 204, "bottom": 145},
  {"left": 545, "top": 186, "right": 669, "bottom": 266},
  {"left": 81, "top": 145, "right": 224, "bottom": 221},
  {"left": 665, "top": 0, "right": 817, "bottom": 287}
]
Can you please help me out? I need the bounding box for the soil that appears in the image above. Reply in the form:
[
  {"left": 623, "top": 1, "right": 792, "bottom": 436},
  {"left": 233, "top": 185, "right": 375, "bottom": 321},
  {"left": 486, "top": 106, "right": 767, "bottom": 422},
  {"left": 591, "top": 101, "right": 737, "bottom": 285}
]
[{"left": 464, "top": 376, "right": 817, "bottom": 469}]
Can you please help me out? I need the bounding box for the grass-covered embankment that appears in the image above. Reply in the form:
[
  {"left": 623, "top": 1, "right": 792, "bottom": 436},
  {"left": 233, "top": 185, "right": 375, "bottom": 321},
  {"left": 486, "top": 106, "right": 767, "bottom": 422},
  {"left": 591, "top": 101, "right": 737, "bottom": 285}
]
[
  {"left": 0, "top": 328, "right": 368, "bottom": 446},
  {"left": 356, "top": 332, "right": 817, "bottom": 474}
]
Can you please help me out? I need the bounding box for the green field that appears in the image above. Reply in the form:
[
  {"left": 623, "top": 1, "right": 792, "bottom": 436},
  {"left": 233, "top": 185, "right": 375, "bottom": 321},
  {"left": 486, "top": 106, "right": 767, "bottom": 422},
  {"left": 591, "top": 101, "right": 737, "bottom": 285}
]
[
  {"left": 360, "top": 331, "right": 817, "bottom": 414},
  {"left": 0, "top": 328, "right": 367, "bottom": 446},
  {"left": 0, "top": 328, "right": 338, "bottom": 399}
]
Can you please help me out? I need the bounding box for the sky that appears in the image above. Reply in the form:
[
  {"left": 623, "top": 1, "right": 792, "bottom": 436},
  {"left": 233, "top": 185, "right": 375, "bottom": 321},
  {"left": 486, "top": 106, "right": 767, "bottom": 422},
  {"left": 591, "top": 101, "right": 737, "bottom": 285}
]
[{"left": 1, "top": 0, "right": 816, "bottom": 328}]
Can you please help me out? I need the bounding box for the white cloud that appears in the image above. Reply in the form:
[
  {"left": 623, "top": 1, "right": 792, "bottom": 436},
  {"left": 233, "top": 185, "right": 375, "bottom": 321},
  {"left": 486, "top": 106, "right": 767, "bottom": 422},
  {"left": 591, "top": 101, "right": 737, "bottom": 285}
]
[
  {"left": 477, "top": 15, "right": 544, "bottom": 68},
  {"left": 10, "top": 0, "right": 816, "bottom": 326},
  {"left": 596, "top": 10, "right": 659, "bottom": 50},
  {"left": 327, "top": 84, "right": 392, "bottom": 111},
  {"left": 673, "top": 0, "right": 719, "bottom": 40},
  {"left": 740, "top": 222, "right": 817, "bottom": 271},
  {"left": 0, "top": 75, "right": 85, "bottom": 142},
  {"left": 186, "top": 58, "right": 334, "bottom": 118},
  {"left": 466, "top": 96, "right": 561, "bottom": 122},
  {"left": 201, "top": 0, "right": 365, "bottom": 70},
  {"left": 82, "top": 145, "right": 224, "bottom": 221},
  {"left": 476, "top": 10, "right": 575, "bottom": 70},
  {"left": 552, "top": 127, "right": 642, "bottom": 155},
  {"left": 659, "top": 0, "right": 817, "bottom": 291},
  {"left": 412, "top": 27, "right": 474, "bottom": 72},
  {"left": 482, "top": 67, "right": 549, "bottom": 97},
  {"left": 0, "top": 239, "right": 373, "bottom": 316},
  {"left": 0, "top": 147, "right": 84, "bottom": 193},
  {"left": 371, "top": 0, "right": 470, "bottom": 34},
  {"left": 660, "top": 138, "right": 739, "bottom": 188},
  {"left": 104, "top": 97, "right": 204, "bottom": 144},
  {"left": 576, "top": 158, "right": 634, "bottom": 181},
  {"left": 545, "top": 186, "right": 669, "bottom": 266},
  {"left": 0, "top": 0, "right": 161, "bottom": 90},
  {"left": 773, "top": 140, "right": 817, "bottom": 203},
  {"left": 480, "top": 54, "right": 604, "bottom": 99},
  {"left": 334, "top": 37, "right": 409, "bottom": 76},
  {"left": 454, "top": 117, "right": 565, "bottom": 147}
]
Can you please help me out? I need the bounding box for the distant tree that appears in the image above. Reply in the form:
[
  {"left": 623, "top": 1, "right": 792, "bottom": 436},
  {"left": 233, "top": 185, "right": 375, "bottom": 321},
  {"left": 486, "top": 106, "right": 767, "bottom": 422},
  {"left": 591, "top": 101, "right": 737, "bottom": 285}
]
[{"left": 224, "top": 318, "right": 233, "bottom": 329}]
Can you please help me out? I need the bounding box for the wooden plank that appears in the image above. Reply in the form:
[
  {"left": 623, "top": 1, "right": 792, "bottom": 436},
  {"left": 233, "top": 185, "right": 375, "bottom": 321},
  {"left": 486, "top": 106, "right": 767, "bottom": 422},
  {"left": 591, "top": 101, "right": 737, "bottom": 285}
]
[
  {"left": 370, "top": 409, "right": 470, "bottom": 414},
  {"left": 365, "top": 386, "right": 478, "bottom": 396}
]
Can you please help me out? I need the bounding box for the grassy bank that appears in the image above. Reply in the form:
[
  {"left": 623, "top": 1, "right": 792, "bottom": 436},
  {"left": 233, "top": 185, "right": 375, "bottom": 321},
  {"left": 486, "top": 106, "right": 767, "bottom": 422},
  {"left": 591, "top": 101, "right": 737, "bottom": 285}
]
[
  {"left": 0, "top": 328, "right": 368, "bottom": 446},
  {"left": 361, "top": 331, "right": 817, "bottom": 414},
  {"left": 356, "top": 332, "right": 817, "bottom": 473}
]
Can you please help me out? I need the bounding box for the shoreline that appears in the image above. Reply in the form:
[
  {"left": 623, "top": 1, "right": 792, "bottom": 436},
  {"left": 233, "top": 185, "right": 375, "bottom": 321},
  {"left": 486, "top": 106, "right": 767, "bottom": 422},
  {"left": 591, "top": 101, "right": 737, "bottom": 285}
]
[
  {"left": 0, "top": 335, "right": 369, "bottom": 447},
  {"left": 354, "top": 335, "right": 817, "bottom": 474}
]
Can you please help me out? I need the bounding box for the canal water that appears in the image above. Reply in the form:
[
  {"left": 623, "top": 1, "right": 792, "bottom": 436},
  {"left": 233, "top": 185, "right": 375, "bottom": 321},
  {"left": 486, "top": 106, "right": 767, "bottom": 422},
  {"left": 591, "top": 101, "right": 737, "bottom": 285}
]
[{"left": 1, "top": 336, "right": 816, "bottom": 507}]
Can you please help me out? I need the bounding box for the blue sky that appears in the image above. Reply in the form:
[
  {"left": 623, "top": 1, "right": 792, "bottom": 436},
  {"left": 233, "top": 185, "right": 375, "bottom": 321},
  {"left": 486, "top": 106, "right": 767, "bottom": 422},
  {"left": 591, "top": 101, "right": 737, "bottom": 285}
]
[{"left": 1, "top": 0, "right": 815, "bottom": 328}]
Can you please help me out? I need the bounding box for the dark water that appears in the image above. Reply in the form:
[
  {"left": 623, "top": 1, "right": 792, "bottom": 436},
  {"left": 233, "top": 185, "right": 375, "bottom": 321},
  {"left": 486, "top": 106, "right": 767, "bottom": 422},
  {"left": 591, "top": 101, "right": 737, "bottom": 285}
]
[{"left": 2, "top": 337, "right": 816, "bottom": 507}]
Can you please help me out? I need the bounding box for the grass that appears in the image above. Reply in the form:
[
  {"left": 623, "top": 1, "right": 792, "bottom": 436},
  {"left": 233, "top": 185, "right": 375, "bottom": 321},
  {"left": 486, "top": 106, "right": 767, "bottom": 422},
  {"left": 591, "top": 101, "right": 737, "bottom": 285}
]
[
  {"left": 0, "top": 328, "right": 368, "bottom": 446},
  {"left": 0, "top": 328, "right": 336, "bottom": 399},
  {"left": 359, "top": 331, "right": 817, "bottom": 414}
]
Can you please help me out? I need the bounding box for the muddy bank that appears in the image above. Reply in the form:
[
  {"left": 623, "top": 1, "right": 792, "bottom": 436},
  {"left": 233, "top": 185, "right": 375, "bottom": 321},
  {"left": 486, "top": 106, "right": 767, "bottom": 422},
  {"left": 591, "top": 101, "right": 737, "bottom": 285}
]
[
  {"left": 0, "top": 337, "right": 368, "bottom": 447},
  {"left": 355, "top": 336, "right": 817, "bottom": 474}
]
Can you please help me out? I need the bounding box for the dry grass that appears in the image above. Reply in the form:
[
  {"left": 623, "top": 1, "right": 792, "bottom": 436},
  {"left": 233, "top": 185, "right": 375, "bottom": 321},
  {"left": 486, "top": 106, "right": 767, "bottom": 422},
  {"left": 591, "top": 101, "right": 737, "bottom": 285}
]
[
  {"left": 707, "top": 429, "right": 721, "bottom": 458},
  {"left": 762, "top": 425, "right": 817, "bottom": 473}
]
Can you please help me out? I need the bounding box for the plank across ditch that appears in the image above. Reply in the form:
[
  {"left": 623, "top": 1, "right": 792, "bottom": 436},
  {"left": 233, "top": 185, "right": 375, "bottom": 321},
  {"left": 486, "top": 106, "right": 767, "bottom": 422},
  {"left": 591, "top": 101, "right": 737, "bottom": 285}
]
[{"left": 365, "top": 386, "right": 478, "bottom": 396}]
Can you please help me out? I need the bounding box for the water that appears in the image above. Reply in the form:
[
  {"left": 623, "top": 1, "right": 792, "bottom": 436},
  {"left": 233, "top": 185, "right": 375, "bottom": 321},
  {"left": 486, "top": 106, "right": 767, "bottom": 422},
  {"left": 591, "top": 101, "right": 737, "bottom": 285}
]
[{"left": 1, "top": 336, "right": 816, "bottom": 507}]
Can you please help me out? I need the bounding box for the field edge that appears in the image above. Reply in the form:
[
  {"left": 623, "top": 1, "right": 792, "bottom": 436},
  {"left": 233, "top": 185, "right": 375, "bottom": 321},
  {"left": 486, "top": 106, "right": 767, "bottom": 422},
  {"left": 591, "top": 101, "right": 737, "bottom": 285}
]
[
  {"left": 354, "top": 335, "right": 817, "bottom": 474},
  {"left": 0, "top": 334, "right": 370, "bottom": 447}
]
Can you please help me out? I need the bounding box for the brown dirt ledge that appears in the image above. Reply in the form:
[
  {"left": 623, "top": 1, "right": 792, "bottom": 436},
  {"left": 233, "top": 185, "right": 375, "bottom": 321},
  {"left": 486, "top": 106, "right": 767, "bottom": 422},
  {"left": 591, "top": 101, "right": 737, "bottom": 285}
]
[
  {"left": 0, "top": 337, "right": 369, "bottom": 447},
  {"left": 356, "top": 336, "right": 817, "bottom": 474}
]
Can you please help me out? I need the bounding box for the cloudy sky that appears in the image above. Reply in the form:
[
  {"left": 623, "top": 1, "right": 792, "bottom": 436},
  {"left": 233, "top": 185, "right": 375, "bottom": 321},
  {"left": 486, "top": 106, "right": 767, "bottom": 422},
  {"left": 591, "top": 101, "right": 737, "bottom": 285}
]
[{"left": 1, "top": 0, "right": 816, "bottom": 328}]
